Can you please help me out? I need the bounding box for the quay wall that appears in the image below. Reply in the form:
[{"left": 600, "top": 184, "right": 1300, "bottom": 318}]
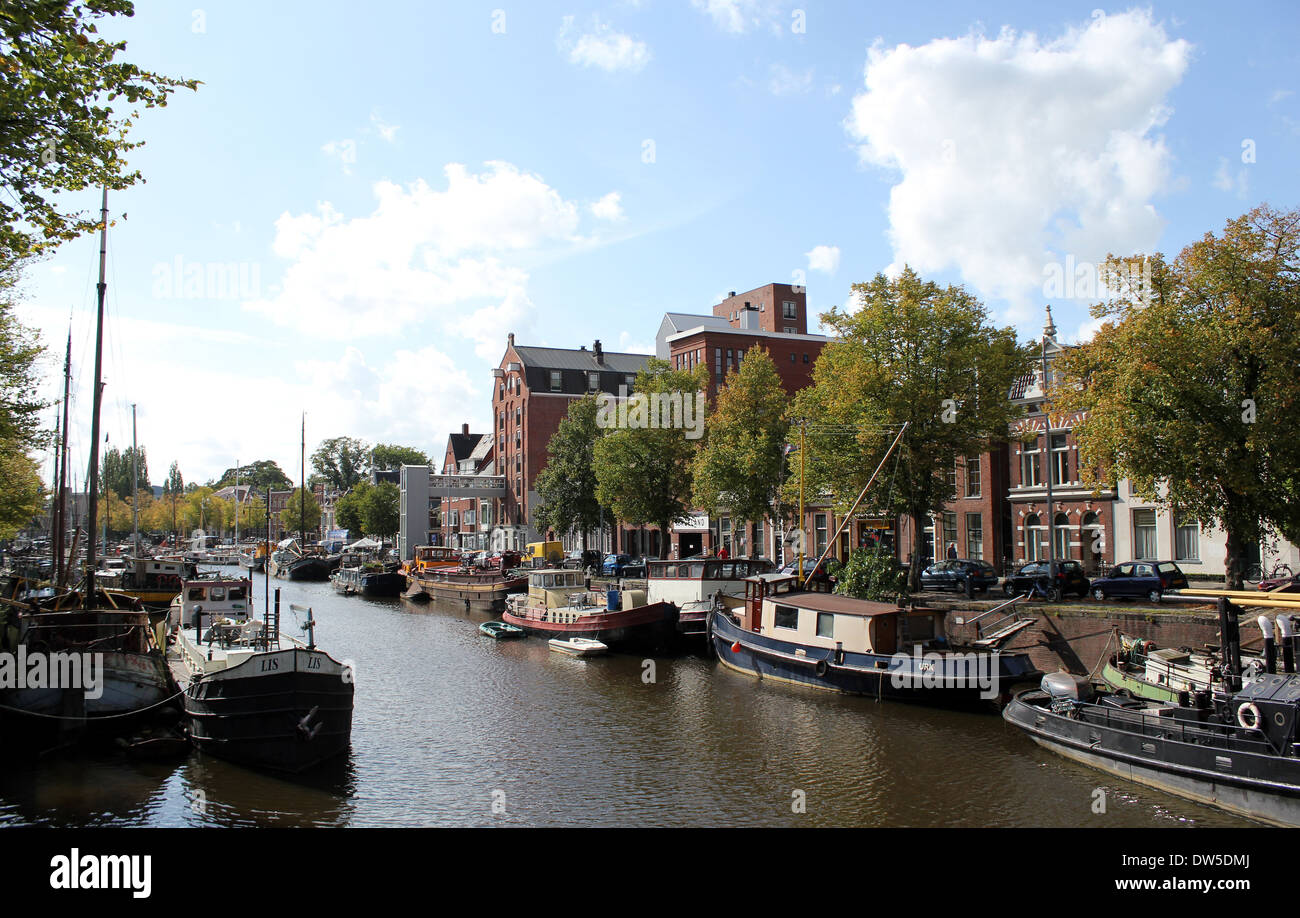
[{"left": 933, "top": 600, "right": 1260, "bottom": 677}]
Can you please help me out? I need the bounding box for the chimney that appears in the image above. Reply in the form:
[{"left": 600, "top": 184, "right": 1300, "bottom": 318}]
[
  {"left": 593, "top": 339, "right": 604, "bottom": 364},
  {"left": 729, "top": 291, "right": 736, "bottom": 297},
  {"left": 740, "top": 304, "right": 759, "bottom": 331},
  {"left": 508, "top": 332, "right": 515, "bottom": 346},
  {"left": 462, "top": 423, "right": 469, "bottom": 436}
]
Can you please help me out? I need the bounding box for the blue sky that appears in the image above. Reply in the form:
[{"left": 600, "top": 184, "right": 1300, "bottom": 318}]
[{"left": 16, "top": 0, "right": 1299, "bottom": 487}]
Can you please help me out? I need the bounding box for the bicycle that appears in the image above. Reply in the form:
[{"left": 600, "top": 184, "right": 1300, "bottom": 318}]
[{"left": 1244, "top": 561, "right": 1293, "bottom": 583}]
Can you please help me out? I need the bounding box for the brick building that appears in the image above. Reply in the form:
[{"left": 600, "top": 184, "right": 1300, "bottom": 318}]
[
  {"left": 493, "top": 334, "right": 651, "bottom": 551},
  {"left": 438, "top": 424, "right": 495, "bottom": 550}
]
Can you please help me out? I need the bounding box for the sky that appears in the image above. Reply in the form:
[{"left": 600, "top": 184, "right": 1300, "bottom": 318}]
[{"left": 13, "top": 0, "right": 1300, "bottom": 489}]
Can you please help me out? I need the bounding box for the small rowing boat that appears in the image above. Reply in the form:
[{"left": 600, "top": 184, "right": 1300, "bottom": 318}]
[
  {"left": 548, "top": 637, "right": 607, "bottom": 657},
  {"left": 480, "top": 620, "right": 525, "bottom": 640}
]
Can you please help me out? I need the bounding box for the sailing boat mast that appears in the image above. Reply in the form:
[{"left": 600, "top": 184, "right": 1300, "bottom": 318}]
[
  {"left": 53, "top": 330, "right": 71, "bottom": 586},
  {"left": 131, "top": 403, "right": 139, "bottom": 557},
  {"left": 300, "top": 413, "right": 306, "bottom": 544},
  {"left": 84, "top": 187, "right": 109, "bottom": 603},
  {"left": 234, "top": 458, "right": 240, "bottom": 546}
]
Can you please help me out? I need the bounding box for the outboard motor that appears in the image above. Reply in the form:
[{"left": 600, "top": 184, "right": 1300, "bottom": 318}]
[
  {"left": 1260, "top": 615, "right": 1278, "bottom": 675},
  {"left": 1280, "top": 615, "right": 1297, "bottom": 675},
  {"left": 1042, "top": 672, "right": 1093, "bottom": 714}
]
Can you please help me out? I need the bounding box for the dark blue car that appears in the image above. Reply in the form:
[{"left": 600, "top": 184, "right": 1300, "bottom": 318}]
[
  {"left": 1090, "top": 561, "right": 1188, "bottom": 603},
  {"left": 602, "top": 554, "right": 646, "bottom": 578},
  {"left": 920, "top": 559, "right": 999, "bottom": 595}
]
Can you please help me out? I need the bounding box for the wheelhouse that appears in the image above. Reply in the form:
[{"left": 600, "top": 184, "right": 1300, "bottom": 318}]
[{"left": 646, "top": 557, "right": 774, "bottom": 610}]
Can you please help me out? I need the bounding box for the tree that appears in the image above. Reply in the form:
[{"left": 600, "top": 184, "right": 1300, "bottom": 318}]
[
  {"left": 213, "top": 459, "right": 291, "bottom": 491},
  {"left": 311, "top": 436, "right": 369, "bottom": 491},
  {"left": 0, "top": 256, "right": 48, "bottom": 532},
  {"left": 1053, "top": 205, "right": 1300, "bottom": 589},
  {"left": 334, "top": 480, "right": 371, "bottom": 536},
  {"left": 0, "top": 0, "right": 198, "bottom": 258},
  {"left": 534, "top": 394, "right": 606, "bottom": 550},
  {"left": 371, "top": 443, "right": 429, "bottom": 470},
  {"left": 99, "top": 443, "right": 148, "bottom": 498},
  {"left": 692, "top": 346, "right": 789, "bottom": 550},
  {"left": 0, "top": 448, "right": 43, "bottom": 538},
  {"left": 593, "top": 359, "right": 709, "bottom": 559},
  {"left": 787, "top": 267, "right": 1027, "bottom": 591},
  {"left": 835, "top": 549, "right": 907, "bottom": 602},
  {"left": 279, "top": 488, "right": 321, "bottom": 537},
  {"left": 364, "top": 481, "right": 399, "bottom": 540},
  {"left": 161, "top": 460, "right": 182, "bottom": 542}
]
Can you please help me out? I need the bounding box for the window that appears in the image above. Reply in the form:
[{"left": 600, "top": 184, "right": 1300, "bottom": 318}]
[
  {"left": 720, "top": 515, "right": 731, "bottom": 553},
  {"left": 946, "top": 463, "right": 958, "bottom": 493},
  {"left": 1082, "top": 511, "right": 1103, "bottom": 560},
  {"left": 1050, "top": 433, "right": 1070, "bottom": 485},
  {"left": 755, "top": 519, "right": 765, "bottom": 558},
  {"left": 814, "top": 513, "right": 828, "bottom": 556},
  {"left": 784, "top": 326, "right": 795, "bottom": 334},
  {"left": 1133, "top": 509, "right": 1158, "bottom": 560},
  {"left": 715, "top": 348, "right": 723, "bottom": 377},
  {"left": 817, "top": 613, "right": 834, "bottom": 638},
  {"left": 965, "top": 456, "right": 981, "bottom": 497},
  {"left": 1054, "top": 512, "right": 1070, "bottom": 560},
  {"left": 783, "top": 300, "right": 797, "bottom": 319},
  {"left": 1024, "top": 513, "right": 1043, "bottom": 561},
  {"left": 1021, "top": 442, "right": 1042, "bottom": 487},
  {"left": 588, "top": 372, "right": 599, "bottom": 390},
  {"left": 942, "top": 512, "right": 958, "bottom": 557},
  {"left": 790, "top": 353, "right": 796, "bottom": 363},
  {"left": 550, "top": 370, "right": 561, "bottom": 392},
  {"left": 625, "top": 375, "right": 635, "bottom": 389},
  {"left": 774, "top": 605, "right": 799, "bottom": 630},
  {"left": 1174, "top": 511, "right": 1199, "bottom": 561},
  {"left": 966, "top": 513, "right": 983, "bottom": 560}
]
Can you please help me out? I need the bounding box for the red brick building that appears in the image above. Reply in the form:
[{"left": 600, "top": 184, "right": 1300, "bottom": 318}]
[
  {"left": 492, "top": 334, "right": 651, "bottom": 551},
  {"left": 437, "top": 424, "right": 495, "bottom": 550}
]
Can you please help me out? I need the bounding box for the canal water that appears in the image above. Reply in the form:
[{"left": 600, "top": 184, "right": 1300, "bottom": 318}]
[{"left": 0, "top": 568, "right": 1251, "bottom": 827}]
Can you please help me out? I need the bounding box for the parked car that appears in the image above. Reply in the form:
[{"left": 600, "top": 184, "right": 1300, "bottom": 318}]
[
  {"left": 1090, "top": 560, "right": 1188, "bottom": 603},
  {"left": 920, "top": 559, "right": 999, "bottom": 595},
  {"left": 780, "top": 557, "right": 840, "bottom": 588},
  {"left": 562, "top": 549, "right": 603, "bottom": 572},
  {"left": 601, "top": 554, "right": 647, "bottom": 578},
  {"left": 1002, "top": 560, "right": 1090, "bottom": 600}
]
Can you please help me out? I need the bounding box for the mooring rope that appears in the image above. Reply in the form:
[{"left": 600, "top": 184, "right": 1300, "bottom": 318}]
[{"left": 0, "top": 688, "right": 185, "bottom": 721}]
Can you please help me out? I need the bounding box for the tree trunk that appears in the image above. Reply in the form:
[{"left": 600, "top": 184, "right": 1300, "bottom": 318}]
[
  {"left": 658, "top": 520, "right": 670, "bottom": 559},
  {"left": 909, "top": 508, "right": 926, "bottom": 593}
]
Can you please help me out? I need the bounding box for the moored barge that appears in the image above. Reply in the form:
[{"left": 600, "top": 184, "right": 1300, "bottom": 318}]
[{"left": 503, "top": 568, "right": 679, "bottom": 652}]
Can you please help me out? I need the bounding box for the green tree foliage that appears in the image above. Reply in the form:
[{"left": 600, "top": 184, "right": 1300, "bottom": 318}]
[
  {"left": 364, "top": 481, "right": 399, "bottom": 539},
  {"left": 0, "top": 256, "right": 47, "bottom": 532},
  {"left": 0, "top": 0, "right": 198, "bottom": 258},
  {"left": 787, "top": 267, "right": 1027, "bottom": 590},
  {"left": 279, "top": 488, "right": 321, "bottom": 537},
  {"left": 692, "top": 346, "right": 789, "bottom": 538},
  {"left": 534, "top": 394, "right": 606, "bottom": 549},
  {"left": 593, "top": 359, "right": 709, "bottom": 558},
  {"left": 213, "top": 459, "right": 291, "bottom": 491},
  {"left": 0, "top": 448, "right": 43, "bottom": 537},
  {"left": 334, "top": 480, "right": 371, "bottom": 536},
  {"left": 371, "top": 443, "right": 429, "bottom": 470},
  {"left": 835, "top": 549, "right": 907, "bottom": 602},
  {"left": 98, "top": 443, "right": 147, "bottom": 498},
  {"left": 310, "top": 436, "right": 369, "bottom": 491},
  {"left": 1054, "top": 205, "right": 1300, "bottom": 588}
]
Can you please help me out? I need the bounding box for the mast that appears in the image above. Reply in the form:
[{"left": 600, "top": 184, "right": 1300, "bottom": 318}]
[
  {"left": 234, "top": 458, "right": 240, "bottom": 546},
  {"left": 131, "top": 403, "right": 139, "bottom": 557},
  {"left": 300, "top": 413, "right": 306, "bottom": 544},
  {"left": 54, "top": 329, "right": 71, "bottom": 586},
  {"left": 84, "top": 187, "right": 108, "bottom": 602}
]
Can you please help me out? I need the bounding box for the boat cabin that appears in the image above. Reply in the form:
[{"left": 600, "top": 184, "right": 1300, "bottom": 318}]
[
  {"left": 646, "top": 558, "right": 774, "bottom": 610},
  {"left": 168, "top": 576, "right": 253, "bottom": 629},
  {"left": 739, "top": 575, "right": 945, "bottom": 655},
  {"left": 410, "top": 545, "right": 461, "bottom": 574}
]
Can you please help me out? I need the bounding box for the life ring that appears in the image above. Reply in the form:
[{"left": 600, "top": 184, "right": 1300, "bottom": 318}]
[
  {"left": 1237, "top": 701, "right": 1262, "bottom": 730},
  {"left": 815, "top": 660, "right": 829, "bottom": 678}
]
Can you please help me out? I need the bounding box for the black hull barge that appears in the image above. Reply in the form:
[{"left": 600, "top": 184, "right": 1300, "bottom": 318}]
[
  {"left": 710, "top": 573, "right": 1038, "bottom": 708},
  {"left": 1004, "top": 592, "right": 1300, "bottom": 826}
]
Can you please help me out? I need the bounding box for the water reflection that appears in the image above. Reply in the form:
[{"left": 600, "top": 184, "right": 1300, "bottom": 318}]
[{"left": 0, "top": 566, "right": 1254, "bottom": 828}]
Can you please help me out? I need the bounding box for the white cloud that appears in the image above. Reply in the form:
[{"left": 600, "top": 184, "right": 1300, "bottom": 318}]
[
  {"left": 769, "top": 63, "right": 813, "bottom": 96},
  {"left": 693, "top": 0, "right": 781, "bottom": 35},
  {"left": 590, "top": 191, "right": 626, "bottom": 222},
  {"left": 806, "top": 244, "right": 841, "bottom": 274},
  {"left": 1213, "top": 156, "right": 1250, "bottom": 198},
  {"left": 560, "top": 17, "right": 651, "bottom": 73},
  {"left": 320, "top": 139, "right": 357, "bottom": 174},
  {"left": 844, "top": 9, "right": 1191, "bottom": 319},
  {"left": 371, "top": 112, "right": 400, "bottom": 143},
  {"left": 245, "top": 161, "right": 595, "bottom": 344}
]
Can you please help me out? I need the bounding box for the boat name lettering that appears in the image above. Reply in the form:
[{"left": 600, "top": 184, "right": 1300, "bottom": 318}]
[
  {"left": 259, "top": 657, "right": 280, "bottom": 672},
  {"left": 888, "top": 646, "right": 999, "bottom": 700}
]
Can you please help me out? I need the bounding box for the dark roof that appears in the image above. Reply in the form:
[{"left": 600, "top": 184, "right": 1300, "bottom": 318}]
[
  {"left": 513, "top": 345, "right": 650, "bottom": 374},
  {"left": 1009, "top": 372, "right": 1034, "bottom": 400},
  {"left": 446, "top": 432, "right": 485, "bottom": 464}
]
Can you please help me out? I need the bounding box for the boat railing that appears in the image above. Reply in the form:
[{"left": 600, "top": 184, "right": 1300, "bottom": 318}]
[{"left": 1077, "top": 699, "right": 1266, "bottom": 752}]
